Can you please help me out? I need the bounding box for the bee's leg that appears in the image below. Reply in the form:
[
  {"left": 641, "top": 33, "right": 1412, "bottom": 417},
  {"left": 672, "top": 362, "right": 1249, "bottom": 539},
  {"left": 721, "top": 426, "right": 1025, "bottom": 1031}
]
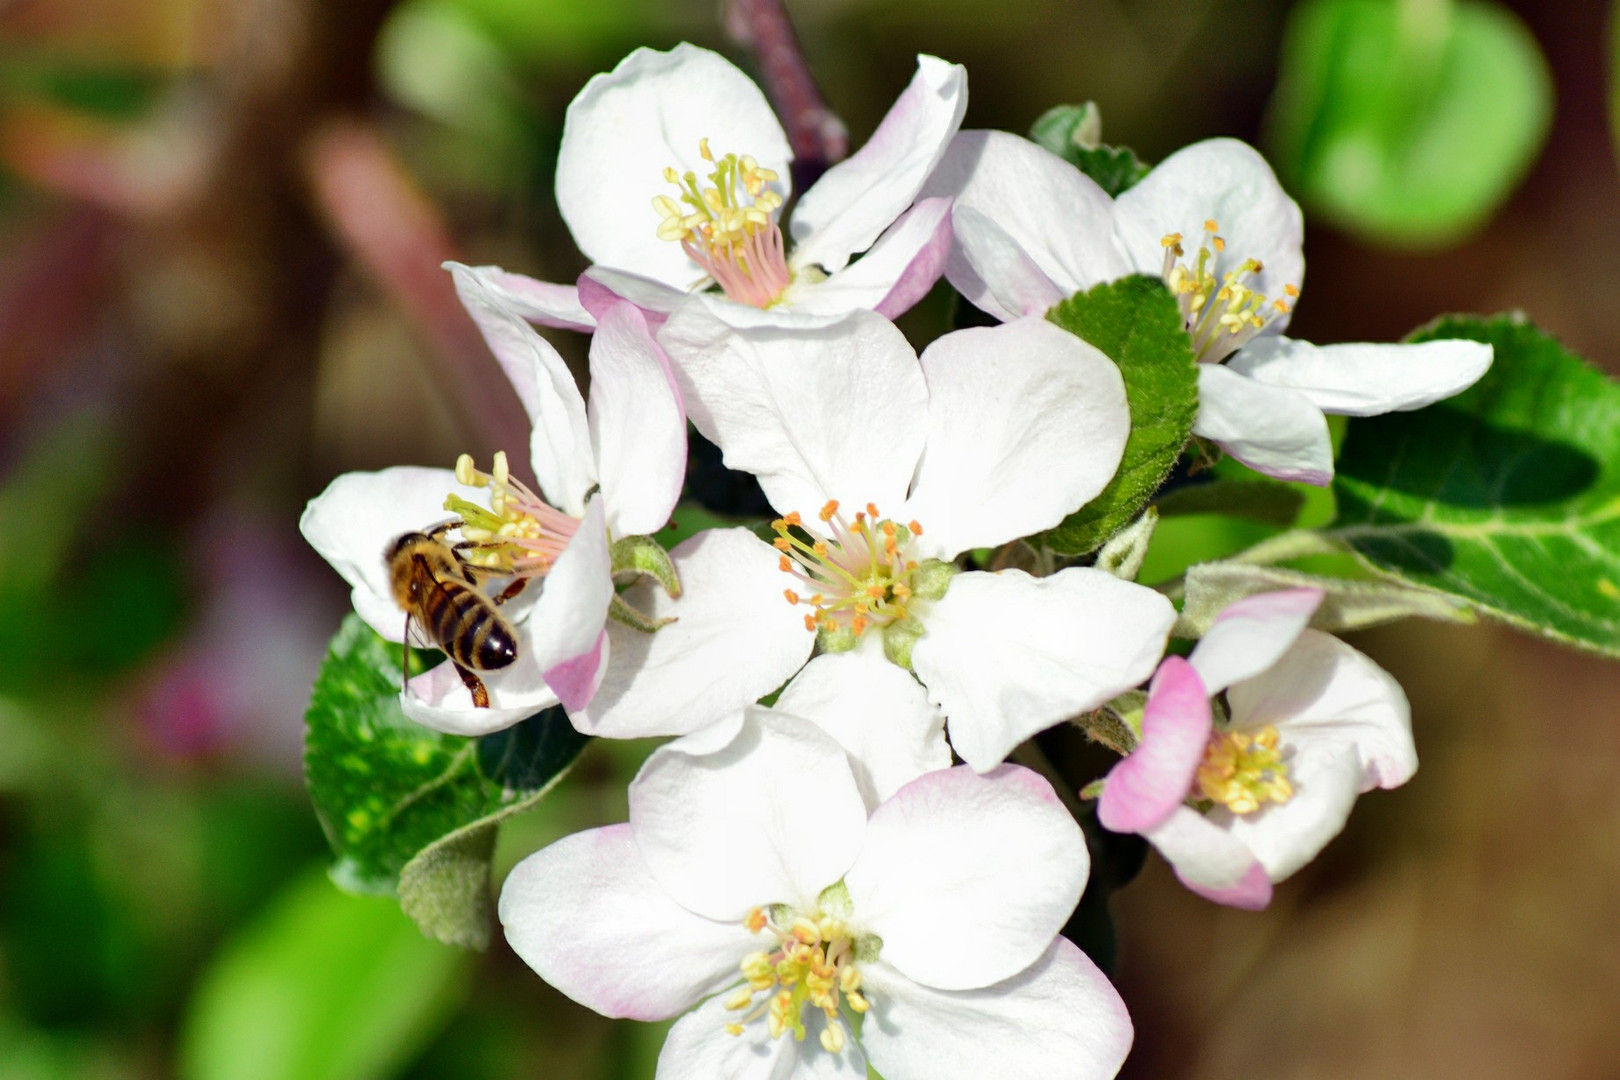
[
  {"left": 426, "top": 519, "right": 460, "bottom": 540},
  {"left": 454, "top": 663, "right": 491, "bottom": 708},
  {"left": 401, "top": 613, "right": 413, "bottom": 697},
  {"left": 491, "top": 577, "right": 529, "bottom": 606}
]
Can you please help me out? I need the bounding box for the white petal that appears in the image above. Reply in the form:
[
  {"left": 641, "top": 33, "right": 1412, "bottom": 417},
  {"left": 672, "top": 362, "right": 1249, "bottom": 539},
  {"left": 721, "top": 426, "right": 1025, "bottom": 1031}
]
[
  {"left": 447, "top": 262, "right": 596, "bottom": 514},
  {"left": 844, "top": 765, "right": 1086, "bottom": 991},
  {"left": 773, "top": 647, "right": 949, "bottom": 808},
  {"left": 587, "top": 301, "right": 687, "bottom": 536},
  {"left": 857, "top": 939, "right": 1133, "bottom": 1080},
  {"left": 557, "top": 44, "right": 791, "bottom": 288},
  {"left": 1142, "top": 805, "right": 1272, "bottom": 909},
  {"left": 1187, "top": 586, "right": 1322, "bottom": 696},
  {"left": 1228, "top": 335, "right": 1493, "bottom": 416},
  {"left": 919, "top": 130, "right": 1129, "bottom": 307},
  {"left": 656, "top": 992, "right": 866, "bottom": 1080},
  {"left": 299, "top": 466, "right": 461, "bottom": 641},
  {"left": 1112, "top": 138, "right": 1304, "bottom": 324},
  {"left": 499, "top": 824, "right": 757, "bottom": 1021},
  {"left": 1214, "top": 742, "right": 1363, "bottom": 882},
  {"left": 1229, "top": 629, "right": 1416, "bottom": 791},
  {"left": 401, "top": 653, "right": 560, "bottom": 736},
  {"left": 630, "top": 710, "right": 868, "bottom": 921},
  {"left": 789, "top": 55, "right": 966, "bottom": 274},
  {"left": 944, "top": 205, "right": 1065, "bottom": 320},
  {"left": 573, "top": 528, "right": 815, "bottom": 738},
  {"left": 904, "top": 318, "right": 1130, "bottom": 558},
  {"left": 523, "top": 497, "right": 612, "bottom": 711},
  {"left": 911, "top": 568, "right": 1174, "bottom": 772},
  {"left": 1193, "top": 362, "right": 1333, "bottom": 486},
  {"left": 786, "top": 197, "right": 953, "bottom": 320},
  {"left": 579, "top": 265, "right": 690, "bottom": 320},
  {"left": 660, "top": 304, "right": 928, "bottom": 516},
  {"left": 462, "top": 265, "right": 595, "bottom": 331}
]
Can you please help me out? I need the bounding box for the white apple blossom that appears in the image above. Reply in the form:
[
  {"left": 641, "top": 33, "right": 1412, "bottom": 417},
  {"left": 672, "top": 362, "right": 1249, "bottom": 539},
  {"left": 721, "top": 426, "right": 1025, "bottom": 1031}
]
[
  {"left": 658, "top": 303, "right": 1177, "bottom": 770},
  {"left": 1094, "top": 588, "right": 1416, "bottom": 908},
  {"left": 499, "top": 694, "right": 1133, "bottom": 1080},
  {"left": 474, "top": 42, "right": 966, "bottom": 335},
  {"left": 299, "top": 263, "right": 811, "bottom": 736},
  {"left": 920, "top": 133, "right": 1493, "bottom": 484}
]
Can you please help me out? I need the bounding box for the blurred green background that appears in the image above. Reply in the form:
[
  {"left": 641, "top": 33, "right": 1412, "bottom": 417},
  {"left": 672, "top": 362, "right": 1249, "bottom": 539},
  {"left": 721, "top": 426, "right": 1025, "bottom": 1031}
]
[{"left": 0, "top": 0, "right": 1616, "bottom": 1077}]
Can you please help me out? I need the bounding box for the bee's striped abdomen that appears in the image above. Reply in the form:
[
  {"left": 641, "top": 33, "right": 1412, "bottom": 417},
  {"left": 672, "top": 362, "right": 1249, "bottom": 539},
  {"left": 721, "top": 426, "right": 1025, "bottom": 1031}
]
[{"left": 416, "top": 559, "right": 518, "bottom": 671}]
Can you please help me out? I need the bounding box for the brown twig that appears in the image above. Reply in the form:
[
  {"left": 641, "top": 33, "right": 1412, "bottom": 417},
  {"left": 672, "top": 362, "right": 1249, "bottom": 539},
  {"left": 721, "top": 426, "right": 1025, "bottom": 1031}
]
[{"left": 725, "top": 0, "right": 847, "bottom": 185}]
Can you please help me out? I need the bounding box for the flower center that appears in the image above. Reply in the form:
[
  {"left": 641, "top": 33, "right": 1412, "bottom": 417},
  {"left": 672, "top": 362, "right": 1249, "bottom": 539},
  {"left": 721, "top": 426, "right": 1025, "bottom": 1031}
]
[
  {"left": 1160, "top": 219, "right": 1299, "bottom": 364},
  {"left": 1195, "top": 724, "right": 1293, "bottom": 814},
  {"left": 772, "top": 500, "right": 927, "bottom": 638},
  {"left": 442, "top": 451, "right": 580, "bottom": 578},
  {"left": 723, "top": 901, "right": 875, "bottom": 1055},
  {"left": 654, "top": 138, "right": 791, "bottom": 309}
]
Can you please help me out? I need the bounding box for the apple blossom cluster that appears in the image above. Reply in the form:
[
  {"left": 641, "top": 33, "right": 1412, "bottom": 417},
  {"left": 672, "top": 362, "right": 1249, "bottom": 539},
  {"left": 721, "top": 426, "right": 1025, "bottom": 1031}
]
[{"left": 300, "top": 42, "right": 1494, "bottom": 1079}]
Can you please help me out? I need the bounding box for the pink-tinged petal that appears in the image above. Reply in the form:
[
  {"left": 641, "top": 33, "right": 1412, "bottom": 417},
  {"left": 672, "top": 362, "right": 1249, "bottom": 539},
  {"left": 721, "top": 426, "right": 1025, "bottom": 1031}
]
[
  {"left": 919, "top": 129, "right": 1130, "bottom": 310},
  {"left": 524, "top": 497, "right": 612, "bottom": 709},
  {"left": 630, "top": 710, "right": 868, "bottom": 921},
  {"left": 498, "top": 823, "right": 757, "bottom": 1021},
  {"left": 300, "top": 467, "right": 463, "bottom": 641},
  {"left": 402, "top": 653, "right": 560, "bottom": 736},
  {"left": 587, "top": 301, "right": 686, "bottom": 537},
  {"left": 557, "top": 44, "right": 791, "bottom": 289},
  {"left": 465, "top": 265, "right": 596, "bottom": 332},
  {"left": 789, "top": 55, "right": 966, "bottom": 274},
  {"left": 544, "top": 630, "right": 607, "bottom": 714},
  {"left": 1193, "top": 362, "right": 1333, "bottom": 486},
  {"left": 572, "top": 528, "right": 815, "bottom": 738},
  {"left": 911, "top": 569, "right": 1175, "bottom": 772},
  {"left": 845, "top": 765, "right": 1086, "bottom": 991},
  {"left": 1187, "top": 587, "right": 1323, "bottom": 696},
  {"left": 1228, "top": 629, "right": 1416, "bottom": 791},
  {"left": 945, "top": 205, "right": 1066, "bottom": 320},
  {"left": 579, "top": 265, "right": 687, "bottom": 323},
  {"left": 1098, "top": 657, "right": 1211, "bottom": 834},
  {"left": 786, "top": 197, "right": 953, "bottom": 319},
  {"left": 774, "top": 646, "right": 948, "bottom": 809},
  {"left": 659, "top": 304, "right": 928, "bottom": 517},
  {"left": 1215, "top": 742, "right": 1363, "bottom": 882},
  {"left": 1112, "top": 138, "right": 1304, "bottom": 329},
  {"left": 1229, "top": 335, "right": 1493, "bottom": 416},
  {"left": 857, "top": 939, "right": 1133, "bottom": 1080},
  {"left": 904, "top": 318, "right": 1130, "bottom": 559},
  {"left": 1143, "top": 806, "right": 1272, "bottom": 910},
  {"left": 656, "top": 992, "right": 866, "bottom": 1079},
  {"left": 446, "top": 262, "right": 596, "bottom": 514}
]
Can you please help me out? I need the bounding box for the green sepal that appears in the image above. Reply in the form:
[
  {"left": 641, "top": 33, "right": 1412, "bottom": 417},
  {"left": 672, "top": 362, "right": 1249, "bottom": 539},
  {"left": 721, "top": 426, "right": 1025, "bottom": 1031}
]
[
  {"left": 607, "top": 592, "right": 676, "bottom": 633},
  {"left": 1176, "top": 560, "right": 1473, "bottom": 639},
  {"left": 910, "top": 558, "right": 957, "bottom": 601},
  {"left": 816, "top": 621, "right": 859, "bottom": 654},
  {"left": 882, "top": 617, "right": 927, "bottom": 670},
  {"left": 1096, "top": 507, "right": 1158, "bottom": 581},
  {"left": 610, "top": 534, "right": 682, "bottom": 598},
  {"left": 1078, "top": 778, "right": 1107, "bottom": 801},
  {"left": 817, "top": 880, "right": 853, "bottom": 918}
]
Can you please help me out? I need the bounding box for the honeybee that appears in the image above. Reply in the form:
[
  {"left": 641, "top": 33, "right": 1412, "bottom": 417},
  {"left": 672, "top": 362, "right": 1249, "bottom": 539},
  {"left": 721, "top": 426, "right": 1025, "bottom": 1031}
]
[{"left": 385, "top": 521, "right": 527, "bottom": 708}]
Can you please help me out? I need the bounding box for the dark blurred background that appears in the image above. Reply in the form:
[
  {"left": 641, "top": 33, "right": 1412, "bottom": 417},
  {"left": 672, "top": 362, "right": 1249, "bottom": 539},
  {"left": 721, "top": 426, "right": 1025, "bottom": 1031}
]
[{"left": 0, "top": 0, "right": 1616, "bottom": 1077}]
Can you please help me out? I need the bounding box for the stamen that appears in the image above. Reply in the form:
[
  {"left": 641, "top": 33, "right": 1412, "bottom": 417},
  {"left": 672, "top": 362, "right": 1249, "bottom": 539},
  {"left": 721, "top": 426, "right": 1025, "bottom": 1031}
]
[
  {"left": 1196, "top": 725, "right": 1293, "bottom": 813},
  {"left": 654, "top": 140, "right": 791, "bottom": 308},
  {"left": 772, "top": 501, "right": 927, "bottom": 638},
  {"left": 723, "top": 904, "right": 876, "bottom": 1049},
  {"left": 444, "top": 453, "right": 580, "bottom": 576},
  {"left": 1160, "top": 221, "right": 1297, "bottom": 364}
]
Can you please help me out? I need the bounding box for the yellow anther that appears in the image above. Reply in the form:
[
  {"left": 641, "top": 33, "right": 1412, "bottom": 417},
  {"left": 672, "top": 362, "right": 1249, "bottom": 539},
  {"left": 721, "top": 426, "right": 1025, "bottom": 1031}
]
[
  {"left": 1213, "top": 236, "right": 1226, "bottom": 251},
  {"left": 804, "top": 613, "right": 818, "bottom": 631},
  {"left": 1204, "top": 218, "right": 1219, "bottom": 233},
  {"left": 454, "top": 453, "right": 480, "bottom": 486},
  {"left": 820, "top": 1023, "right": 846, "bottom": 1054},
  {"left": 1196, "top": 724, "right": 1293, "bottom": 813},
  {"left": 725, "top": 1023, "right": 744, "bottom": 1036},
  {"left": 784, "top": 589, "right": 800, "bottom": 605},
  {"left": 1285, "top": 283, "right": 1301, "bottom": 297},
  {"left": 725, "top": 987, "right": 755, "bottom": 1011},
  {"left": 812, "top": 541, "right": 829, "bottom": 558},
  {"left": 846, "top": 990, "right": 869, "bottom": 1013},
  {"left": 775, "top": 538, "right": 792, "bottom": 552},
  {"left": 866, "top": 502, "right": 880, "bottom": 518},
  {"left": 783, "top": 511, "right": 803, "bottom": 527},
  {"left": 1161, "top": 232, "right": 1183, "bottom": 248},
  {"left": 790, "top": 918, "right": 821, "bottom": 944},
  {"left": 819, "top": 500, "right": 839, "bottom": 522},
  {"left": 699, "top": 137, "right": 713, "bottom": 161},
  {"left": 908, "top": 519, "right": 923, "bottom": 536}
]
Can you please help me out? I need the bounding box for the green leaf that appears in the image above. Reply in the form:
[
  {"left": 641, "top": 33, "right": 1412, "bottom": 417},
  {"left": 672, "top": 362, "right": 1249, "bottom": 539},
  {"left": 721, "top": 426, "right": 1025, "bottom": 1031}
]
[
  {"left": 1331, "top": 313, "right": 1620, "bottom": 655},
  {"left": 1266, "top": 0, "right": 1551, "bottom": 248},
  {"left": 304, "top": 616, "right": 589, "bottom": 941},
  {"left": 1044, "top": 276, "right": 1199, "bottom": 555},
  {"left": 178, "top": 867, "right": 469, "bottom": 1080},
  {"left": 1028, "top": 102, "right": 1151, "bottom": 197},
  {"left": 1154, "top": 478, "right": 1307, "bottom": 526}
]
